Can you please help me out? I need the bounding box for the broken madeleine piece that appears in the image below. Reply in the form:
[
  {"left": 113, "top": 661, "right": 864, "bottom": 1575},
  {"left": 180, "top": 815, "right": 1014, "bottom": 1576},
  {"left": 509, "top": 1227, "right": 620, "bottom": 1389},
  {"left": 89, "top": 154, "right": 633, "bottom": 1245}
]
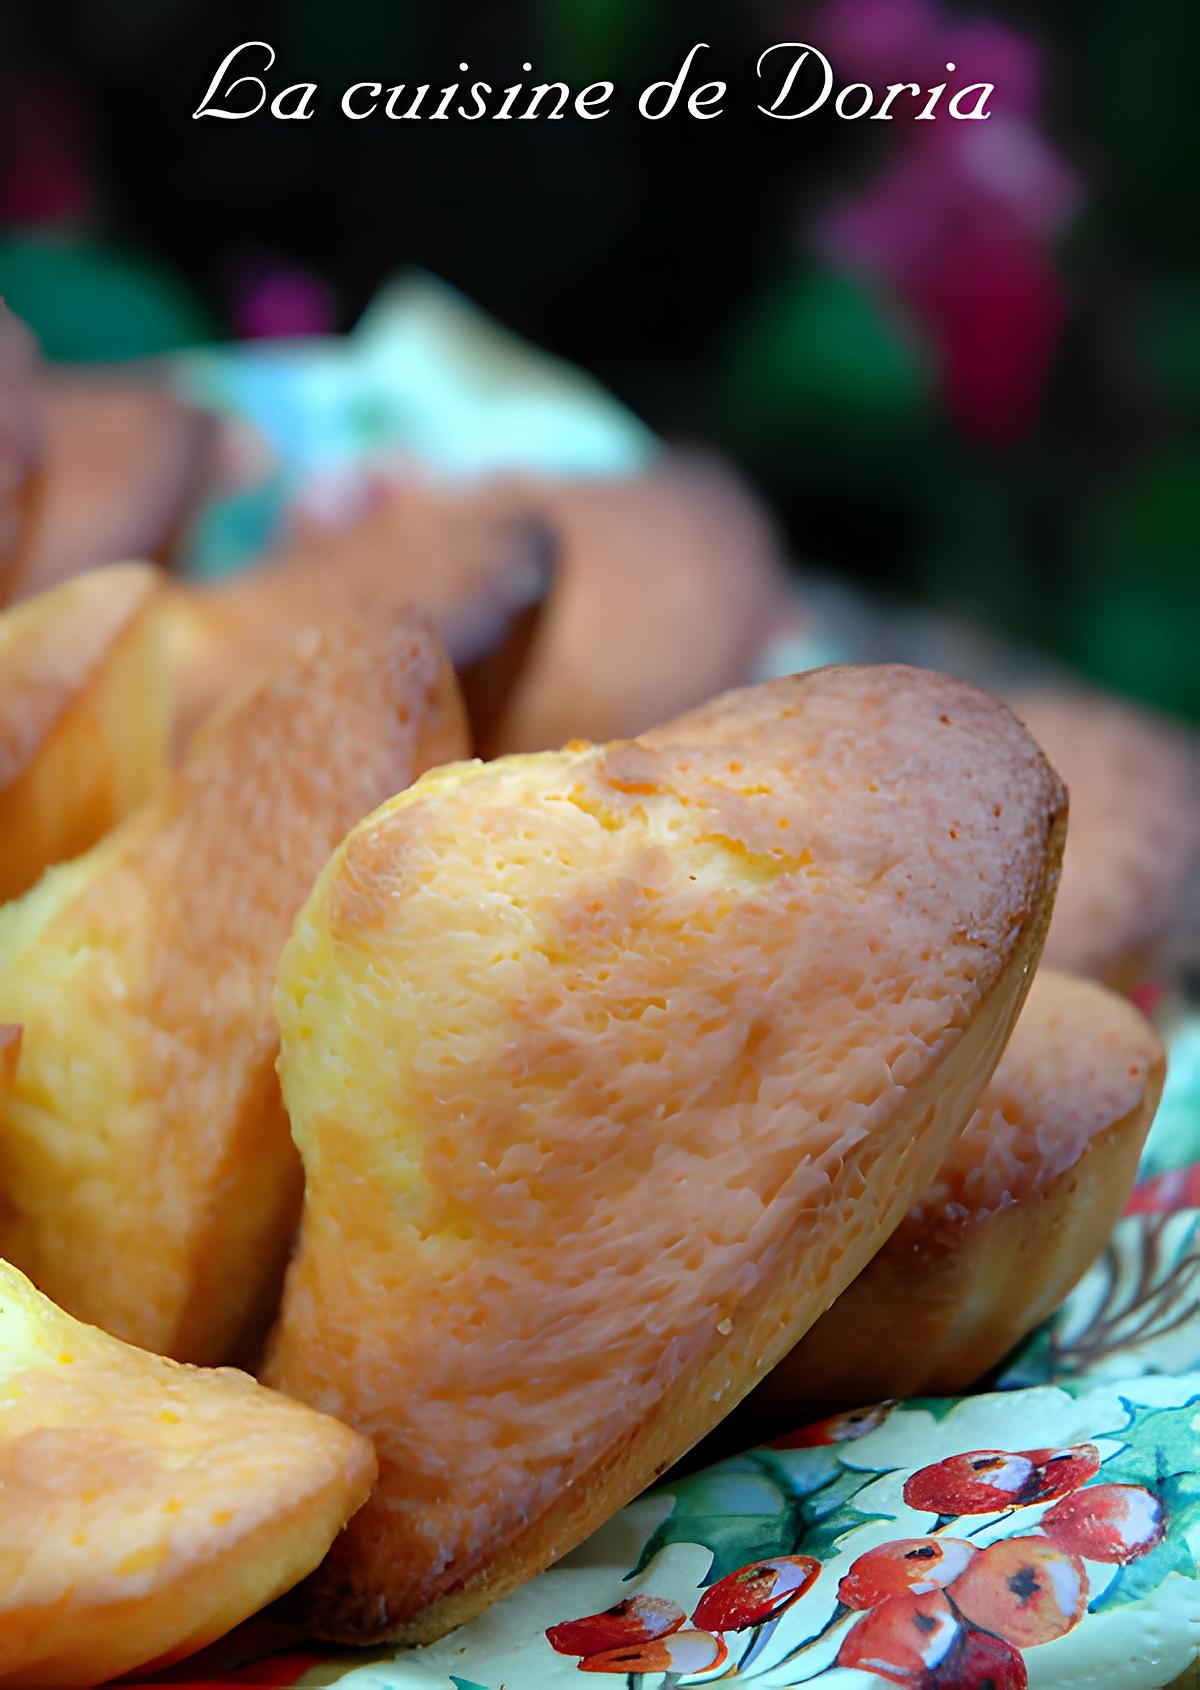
[
  {"left": 265, "top": 664, "right": 1065, "bottom": 1644},
  {"left": 0, "top": 1258, "right": 374, "bottom": 1688},
  {"left": 0, "top": 605, "right": 467, "bottom": 1364},
  {"left": 0, "top": 564, "right": 168, "bottom": 902},
  {"left": 760, "top": 969, "right": 1165, "bottom": 1418}
]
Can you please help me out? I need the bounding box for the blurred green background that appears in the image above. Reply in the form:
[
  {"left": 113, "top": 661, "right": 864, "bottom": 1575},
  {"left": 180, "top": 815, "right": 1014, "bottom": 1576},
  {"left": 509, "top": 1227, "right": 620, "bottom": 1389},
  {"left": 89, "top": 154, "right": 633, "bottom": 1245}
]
[{"left": 1, "top": 0, "right": 1196, "bottom": 717}]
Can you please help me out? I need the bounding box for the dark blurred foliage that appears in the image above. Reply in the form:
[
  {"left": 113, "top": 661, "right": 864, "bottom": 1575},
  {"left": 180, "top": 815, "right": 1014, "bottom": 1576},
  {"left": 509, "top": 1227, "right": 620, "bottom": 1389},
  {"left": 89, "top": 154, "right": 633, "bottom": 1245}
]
[{"left": 0, "top": 0, "right": 1196, "bottom": 716}]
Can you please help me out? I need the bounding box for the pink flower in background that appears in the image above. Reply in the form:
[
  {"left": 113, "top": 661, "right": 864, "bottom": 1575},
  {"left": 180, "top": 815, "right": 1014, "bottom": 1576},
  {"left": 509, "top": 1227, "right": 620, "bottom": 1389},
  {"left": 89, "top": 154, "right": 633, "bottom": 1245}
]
[
  {"left": 940, "top": 18, "right": 1043, "bottom": 116},
  {"left": 808, "top": 0, "right": 941, "bottom": 94},
  {"left": 811, "top": 0, "right": 1081, "bottom": 443},
  {"left": 905, "top": 221, "right": 1067, "bottom": 446},
  {"left": 807, "top": 0, "right": 1043, "bottom": 119},
  {"left": 227, "top": 258, "right": 337, "bottom": 341}
]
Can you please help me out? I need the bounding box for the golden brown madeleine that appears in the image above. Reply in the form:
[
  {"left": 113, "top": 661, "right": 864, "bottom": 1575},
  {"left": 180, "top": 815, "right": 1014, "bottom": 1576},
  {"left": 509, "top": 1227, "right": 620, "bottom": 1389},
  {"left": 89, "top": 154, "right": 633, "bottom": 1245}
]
[
  {"left": 761, "top": 970, "right": 1164, "bottom": 1419},
  {"left": 1011, "top": 688, "right": 1198, "bottom": 987},
  {"left": 0, "top": 565, "right": 169, "bottom": 903},
  {"left": 0, "top": 606, "right": 468, "bottom": 1364},
  {"left": 0, "top": 303, "right": 41, "bottom": 600},
  {"left": 485, "top": 458, "right": 788, "bottom": 753},
  {"left": 171, "top": 481, "right": 555, "bottom": 752},
  {"left": 0, "top": 1259, "right": 374, "bottom": 1688},
  {"left": 265, "top": 664, "right": 1064, "bottom": 1644},
  {"left": 10, "top": 373, "right": 213, "bottom": 600}
]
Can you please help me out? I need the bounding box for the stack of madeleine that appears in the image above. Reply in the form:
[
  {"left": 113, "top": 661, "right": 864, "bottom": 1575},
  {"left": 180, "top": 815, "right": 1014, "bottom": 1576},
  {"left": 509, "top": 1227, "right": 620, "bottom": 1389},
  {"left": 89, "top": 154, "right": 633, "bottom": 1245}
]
[{"left": 0, "top": 299, "right": 1194, "bottom": 1687}]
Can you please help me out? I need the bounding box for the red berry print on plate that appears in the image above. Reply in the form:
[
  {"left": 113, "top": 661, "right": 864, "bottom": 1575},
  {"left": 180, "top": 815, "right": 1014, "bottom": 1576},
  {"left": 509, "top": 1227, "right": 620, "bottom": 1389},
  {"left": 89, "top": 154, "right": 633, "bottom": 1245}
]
[
  {"left": 1125, "top": 1160, "right": 1200, "bottom": 1215},
  {"left": 775, "top": 1403, "right": 891, "bottom": 1447},
  {"left": 546, "top": 1593, "right": 686, "bottom": 1656},
  {"left": 576, "top": 1628, "right": 728, "bottom": 1674},
  {"left": 1042, "top": 1482, "right": 1166, "bottom": 1564},
  {"left": 950, "top": 1535, "right": 1087, "bottom": 1648},
  {"left": 1021, "top": 1443, "right": 1101, "bottom": 1502},
  {"left": 691, "top": 1553, "right": 820, "bottom": 1631},
  {"left": 904, "top": 1450, "right": 1036, "bottom": 1515},
  {"left": 922, "top": 1624, "right": 1028, "bottom": 1688},
  {"left": 837, "top": 1590, "right": 960, "bottom": 1684},
  {"left": 839, "top": 1537, "right": 977, "bottom": 1608}
]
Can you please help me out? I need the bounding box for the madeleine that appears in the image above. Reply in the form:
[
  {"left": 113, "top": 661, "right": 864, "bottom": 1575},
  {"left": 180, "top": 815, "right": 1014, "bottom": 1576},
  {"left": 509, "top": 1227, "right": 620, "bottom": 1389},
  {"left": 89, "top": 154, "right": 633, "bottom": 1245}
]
[
  {"left": 484, "top": 459, "right": 787, "bottom": 752},
  {"left": 0, "top": 1259, "right": 374, "bottom": 1688},
  {"left": 169, "top": 480, "right": 554, "bottom": 753},
  {"left": 0, "top": 605, "right": 467, "bottom": 1363},
  {"left": 0, "top": 564, "right": 168, "bottom": 902},
  {"left": 762, "top": 969, "right": 1164, "bottom": 1415},
  {"left": 10, "top": 375, "right": 212, "bottom": 600},
  {"left": 0, "top": 302, "right": 40, "bottom": 600},
  {"left": 1012, "top": 688, "right": 1197, "bottom": 988},
  {"left": 265, "top": 664, "right": 1065, "bottom": 1643}
]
